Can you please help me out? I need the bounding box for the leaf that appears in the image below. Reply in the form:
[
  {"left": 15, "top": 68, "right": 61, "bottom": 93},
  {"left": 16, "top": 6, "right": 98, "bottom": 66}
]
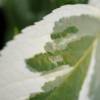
[
  {"left": 28, "top": 36, "right": 96, "bottom": 100},
  {"left": 26, "top": 36, "right": 94, "bottom": 72},
  {"left": 0, "top": 4, "right": 100, "bottom": 100}
]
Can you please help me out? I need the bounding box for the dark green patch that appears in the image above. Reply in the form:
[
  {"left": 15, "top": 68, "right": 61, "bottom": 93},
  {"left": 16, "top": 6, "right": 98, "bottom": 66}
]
[{"left": 51, "top": 26, "right": 79, "bottom": 39}]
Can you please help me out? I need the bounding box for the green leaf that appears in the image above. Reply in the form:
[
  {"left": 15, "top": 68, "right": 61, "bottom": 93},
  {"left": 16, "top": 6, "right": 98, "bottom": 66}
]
[
  {"left": 26, "top": 36, "right": 94, "bottom": 72},
  {"left": 28, "top": 36, "right": 96, "bottom": 100},
  {"left": 51, "top": 26, "right": 78, "bottom": 40}
]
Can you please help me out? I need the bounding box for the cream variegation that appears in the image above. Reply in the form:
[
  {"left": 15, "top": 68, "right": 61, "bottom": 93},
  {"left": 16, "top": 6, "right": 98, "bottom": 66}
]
[{"left": 0, "top": 4, "right": 100, "bottom": 100}]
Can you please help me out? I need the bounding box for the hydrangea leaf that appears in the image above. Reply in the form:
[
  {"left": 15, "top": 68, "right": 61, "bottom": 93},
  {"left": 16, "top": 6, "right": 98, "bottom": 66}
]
[{"left": 0, "top": 4, "right": 100, "bottom": 100}]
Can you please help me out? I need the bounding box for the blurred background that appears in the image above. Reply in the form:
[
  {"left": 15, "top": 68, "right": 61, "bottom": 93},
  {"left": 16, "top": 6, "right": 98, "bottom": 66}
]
[{"left": 0, "top": 0, "right": 88, "bottom": 49}]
